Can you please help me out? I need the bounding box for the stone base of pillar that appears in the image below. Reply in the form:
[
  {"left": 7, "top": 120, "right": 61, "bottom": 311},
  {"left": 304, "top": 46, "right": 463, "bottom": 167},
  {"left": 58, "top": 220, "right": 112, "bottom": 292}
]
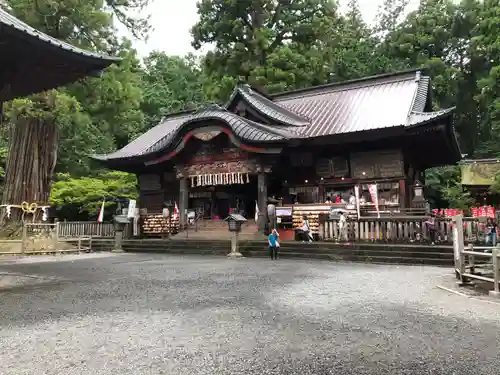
[
  {"left": 111, "top": 248, "right": 125, "bottom": 253},
  {"left": 227, "top": 252, "right": 244, "bottom": 258},
  {"left": 488, "top": 290, "right": 500, "bottom": 298}
]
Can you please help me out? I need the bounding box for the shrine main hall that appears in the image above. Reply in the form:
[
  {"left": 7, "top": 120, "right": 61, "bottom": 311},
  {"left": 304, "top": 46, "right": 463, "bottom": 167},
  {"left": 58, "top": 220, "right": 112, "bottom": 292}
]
[{"left": 93, "top": 69, "right": 460, "bottom": 235}]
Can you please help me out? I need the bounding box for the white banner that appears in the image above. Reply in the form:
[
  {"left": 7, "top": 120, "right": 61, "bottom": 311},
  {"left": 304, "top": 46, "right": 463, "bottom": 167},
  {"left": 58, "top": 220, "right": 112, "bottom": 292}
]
[
  {"left": 127, "top": 199, "right": 136, "bottom": 219},
  {"left": 354, "top": 185, "right": 361, "bottom": 219},
  {"left": 368, "top": 184, "right": 380, "bottom": 218}
]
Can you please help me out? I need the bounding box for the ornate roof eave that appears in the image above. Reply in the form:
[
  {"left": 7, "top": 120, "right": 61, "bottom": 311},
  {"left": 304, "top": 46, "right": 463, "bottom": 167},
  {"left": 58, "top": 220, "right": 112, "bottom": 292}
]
[
  {"left": 405, "top": 107, "right": 455, "bottom": 128},
  {"left": 226, "top": 84, "right": 311, "bottom": 127},
  {"left": 91, "top": 106, "right": 297, "bottom": 164},
  {"left": 0, "top": 8, "right": 119, "bottom": 65}
]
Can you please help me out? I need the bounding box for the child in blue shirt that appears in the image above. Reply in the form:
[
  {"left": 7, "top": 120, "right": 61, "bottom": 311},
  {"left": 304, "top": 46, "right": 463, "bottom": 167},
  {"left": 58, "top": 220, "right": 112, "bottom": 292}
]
[{"left": 268, "top": 229, "right": 280, "bottom": 260}]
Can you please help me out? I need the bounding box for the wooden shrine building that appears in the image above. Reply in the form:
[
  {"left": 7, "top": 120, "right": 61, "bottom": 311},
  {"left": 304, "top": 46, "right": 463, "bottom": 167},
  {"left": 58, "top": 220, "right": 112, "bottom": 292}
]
[{"left": 94, "top": 69, "right": 461, "bottom": 236}]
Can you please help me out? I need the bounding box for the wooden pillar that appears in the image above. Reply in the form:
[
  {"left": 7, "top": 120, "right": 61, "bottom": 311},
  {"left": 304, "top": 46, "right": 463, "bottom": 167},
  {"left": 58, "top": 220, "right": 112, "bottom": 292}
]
[
  {"left": 399, "top": 179, "right": 407, "bottom": 209},
  {"left": 179, "top": 177, "right": 188, "bottom": 227},
  {"left": 257, "top": 171, "right": 267, "bottom": 233}
]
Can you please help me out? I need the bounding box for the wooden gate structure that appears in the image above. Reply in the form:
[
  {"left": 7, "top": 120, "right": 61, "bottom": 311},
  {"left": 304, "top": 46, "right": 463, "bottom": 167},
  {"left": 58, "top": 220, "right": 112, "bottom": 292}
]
[{"left": 452, "top": 215, "right": 500, "bottom": 298}]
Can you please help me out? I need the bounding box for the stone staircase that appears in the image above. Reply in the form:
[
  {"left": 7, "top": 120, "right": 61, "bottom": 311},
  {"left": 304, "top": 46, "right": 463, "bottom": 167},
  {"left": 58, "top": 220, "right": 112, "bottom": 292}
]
[
  {"left": 89, "top": 238, "right": 454, "bottom": 266},
  {"left": 173, "top": 219, "right": 263, "bottom": 241}
]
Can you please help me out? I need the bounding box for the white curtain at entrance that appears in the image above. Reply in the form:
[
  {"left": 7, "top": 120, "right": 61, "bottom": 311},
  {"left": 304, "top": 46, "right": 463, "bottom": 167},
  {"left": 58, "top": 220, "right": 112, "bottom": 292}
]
[{"left": 189, "top": 172, "right": 251, "bottom": 187}]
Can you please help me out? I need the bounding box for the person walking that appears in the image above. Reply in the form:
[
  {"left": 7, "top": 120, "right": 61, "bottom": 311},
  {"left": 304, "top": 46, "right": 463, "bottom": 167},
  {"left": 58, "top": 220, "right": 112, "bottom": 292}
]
[
  {"left": 425, "top": 213, "right": 437, "bottom": 245},
  {"left": 485, "top": 218, "right": 498, "bottom": 247},
  {"left": 268, "top": 228, "right": 280, "bottom": 260}
]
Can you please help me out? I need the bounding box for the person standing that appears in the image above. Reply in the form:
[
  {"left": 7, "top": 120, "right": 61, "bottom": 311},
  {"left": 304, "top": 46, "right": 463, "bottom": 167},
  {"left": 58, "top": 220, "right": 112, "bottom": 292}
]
[
  {"left": 268, "top": 229, "right": 280, "bottom": 260},
  {"left": 267, "top": 198, "right": 277, "bottom": 231},
  {"left": 348, "top": 192, "right": 356, "bottom": 206},
  {"left": 301, "top": 215, "right": 313, "bottom": 243},
  {"left": 338, "top": 211, "right": 348, "bottom": 241},
  {"left": 425, "top": 213, "right": 437, "bottom": 245},
  {"left": 486, "top": 218, "right": 498, "bottom": 247}
]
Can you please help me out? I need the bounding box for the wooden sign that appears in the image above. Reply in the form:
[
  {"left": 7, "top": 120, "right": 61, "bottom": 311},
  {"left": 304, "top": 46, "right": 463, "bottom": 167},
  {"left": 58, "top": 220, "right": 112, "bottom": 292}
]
[
  {"left": 187, "top": 147, "right": 248, "bottom": 166},
  {"left": 177, "top": 159, "right": 257, "bottom": 178}
]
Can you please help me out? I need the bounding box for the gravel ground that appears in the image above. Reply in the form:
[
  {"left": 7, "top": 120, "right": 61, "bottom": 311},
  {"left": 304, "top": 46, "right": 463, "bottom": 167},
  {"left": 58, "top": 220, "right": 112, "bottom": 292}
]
[{"left": 0, "top": 253, "right": 498, "bottom": 375}]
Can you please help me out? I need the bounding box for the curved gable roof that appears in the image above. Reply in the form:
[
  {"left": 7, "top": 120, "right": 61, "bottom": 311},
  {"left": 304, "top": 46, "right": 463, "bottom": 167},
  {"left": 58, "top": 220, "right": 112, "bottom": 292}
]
[
  {"left": 226, "top": 84, "right": 310, "bottom": 127},
  {"left": 93, "top": 106, "right": 294, "bottom": 162}
]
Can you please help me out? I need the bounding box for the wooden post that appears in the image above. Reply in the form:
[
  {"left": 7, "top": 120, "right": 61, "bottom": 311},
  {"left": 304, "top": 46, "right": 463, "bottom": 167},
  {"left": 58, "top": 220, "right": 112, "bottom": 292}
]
[
  {"left": 54, "top": 221, "right": 60, "bottom": 253},
  {"left": 452, "top": 215, "right": 464, "bottom": 280},
  {"left": 489, "top": 246, "right": 500, "bottom": 298},
  {"left": 21, "top": 224, "right": 27, "bottom": 254},
  {"left": 257, "top": 170, "right": 267, "bottom": 233},
  {"left": 179, "top": 177, "right": 188, "bottom": 229}
]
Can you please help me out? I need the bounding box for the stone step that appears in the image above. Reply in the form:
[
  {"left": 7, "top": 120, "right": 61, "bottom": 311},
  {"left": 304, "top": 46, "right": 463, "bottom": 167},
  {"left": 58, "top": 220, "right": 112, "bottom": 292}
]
[{"left": 104, "top": 239, "right": 453, "bottom": 266}]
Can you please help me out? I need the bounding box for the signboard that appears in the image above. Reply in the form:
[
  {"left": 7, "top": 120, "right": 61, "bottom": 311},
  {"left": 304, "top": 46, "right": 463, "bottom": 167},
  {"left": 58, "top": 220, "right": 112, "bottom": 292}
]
[
  {"left": 187, "top": 147, "right": 248, "bottom": 165},
  {"left": 461, "top": 162, "right": 500, "bottom": 186},
  {"left": 276, "top": 207, "right": 293, "bottom": 217},
  {"left": 127, "top": 199, "right": 137, "bottom": 219}
]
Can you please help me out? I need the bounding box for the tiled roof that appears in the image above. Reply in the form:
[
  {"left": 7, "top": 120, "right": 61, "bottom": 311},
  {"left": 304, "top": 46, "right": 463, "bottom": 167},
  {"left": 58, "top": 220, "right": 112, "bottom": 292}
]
[
  {"left": 273, "top": 70, "right": 439, "bottom": 138},
  {"left": 94, "top": 70, "right": 456, "bottom": 162},
  {"left": 93, "top": 107, "right": 294, "bottom": 161},
  {"left": 406, "top": 108, "right": 455, "bottom": 126},
  {"left": 228, "top": 84, "right": 310, "bottom": 127},
  {"left": 0, "top": 8, "right": 119, "bottom": 62}
]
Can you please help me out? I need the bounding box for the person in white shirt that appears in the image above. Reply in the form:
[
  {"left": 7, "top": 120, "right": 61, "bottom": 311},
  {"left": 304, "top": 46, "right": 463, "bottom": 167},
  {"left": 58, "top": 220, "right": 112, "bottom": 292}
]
[
  {"left": 348, "top": 193, "right": 356, "bottom": 205},
  {"left": 301, "top": 215, "right": 313, "bottom": 243}
]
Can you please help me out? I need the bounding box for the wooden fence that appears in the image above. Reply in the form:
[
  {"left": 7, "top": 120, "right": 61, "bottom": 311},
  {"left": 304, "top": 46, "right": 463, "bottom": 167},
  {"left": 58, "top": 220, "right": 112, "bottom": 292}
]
[
  {"left": 57, "top": 221, "right": 116, "bottom": 238},
  {"left": 453, "top": 215, "right": 500, "bottom": 297},
  {"left": 320, "top": 216, "right": 482, "bottom": 244}
]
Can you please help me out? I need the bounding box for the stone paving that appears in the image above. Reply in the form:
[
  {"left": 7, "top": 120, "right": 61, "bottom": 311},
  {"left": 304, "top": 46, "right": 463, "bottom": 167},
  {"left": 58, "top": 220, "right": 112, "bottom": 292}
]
[{"left": 0, "top": 253, "right": 498, "bottom": 375}]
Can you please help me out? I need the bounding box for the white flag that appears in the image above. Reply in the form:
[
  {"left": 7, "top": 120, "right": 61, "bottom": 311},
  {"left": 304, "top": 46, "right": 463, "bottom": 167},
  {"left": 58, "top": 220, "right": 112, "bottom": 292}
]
[
  {"left": 97, "top": 199, "right": 105, "bottom": 223},
  {"left": 255, "top": 201, "right": 259, "bottom": 222}
]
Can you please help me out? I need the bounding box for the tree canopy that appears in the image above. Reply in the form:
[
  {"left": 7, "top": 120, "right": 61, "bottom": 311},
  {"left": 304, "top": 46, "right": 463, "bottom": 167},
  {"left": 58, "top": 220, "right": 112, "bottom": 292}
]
[{"left": 1, "top": 0, "right": 499, "bottom": 217}]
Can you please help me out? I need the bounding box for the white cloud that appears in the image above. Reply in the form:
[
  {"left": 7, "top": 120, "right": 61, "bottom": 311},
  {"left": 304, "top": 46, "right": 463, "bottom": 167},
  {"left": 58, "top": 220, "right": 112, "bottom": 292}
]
[{"left": 117, "top": 0, "right": 420, "bottom": 58}]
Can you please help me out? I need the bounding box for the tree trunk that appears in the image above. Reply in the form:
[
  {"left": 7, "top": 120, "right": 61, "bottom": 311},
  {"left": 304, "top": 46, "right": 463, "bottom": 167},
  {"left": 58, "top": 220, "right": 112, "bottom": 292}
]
[{"left": 1, "top": 116, "right": 58, "bottom": 223}]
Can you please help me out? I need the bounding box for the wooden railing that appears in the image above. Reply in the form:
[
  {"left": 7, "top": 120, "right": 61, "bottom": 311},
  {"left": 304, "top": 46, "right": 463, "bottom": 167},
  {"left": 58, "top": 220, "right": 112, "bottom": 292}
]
[
  {"left": 319, "top": 216, "right": 483, "bottom": 244},
  {"left": 57, "top": 221, "right": 116, "bottom": 238}
]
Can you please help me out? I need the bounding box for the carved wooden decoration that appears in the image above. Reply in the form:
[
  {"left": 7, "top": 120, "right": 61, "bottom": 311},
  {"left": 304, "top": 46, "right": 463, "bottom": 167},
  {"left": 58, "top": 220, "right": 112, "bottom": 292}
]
[{"left": 193, "top": 131, "right": 221, "bottom": 141}]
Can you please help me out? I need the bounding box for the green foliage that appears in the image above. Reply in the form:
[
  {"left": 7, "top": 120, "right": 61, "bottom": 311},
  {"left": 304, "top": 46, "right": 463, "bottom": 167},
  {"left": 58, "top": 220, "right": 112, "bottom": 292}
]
[
  {"left": 191, "top": 0, "right": 347, "bottom": 100},
  {"left": 141, "top": 52, "right": 208, "bottom": 128},
  {"left": 426, "top": 166, "right": 475, "bottom": 209},
  {"left": 50, "top": 171, "right": 138, "bottom": 216}
]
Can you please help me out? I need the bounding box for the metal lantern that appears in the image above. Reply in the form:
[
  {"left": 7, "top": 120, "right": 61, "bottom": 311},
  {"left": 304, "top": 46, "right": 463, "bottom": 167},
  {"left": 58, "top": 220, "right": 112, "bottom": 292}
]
[
  {"left": 225, "top": 213, "right": 247, "bottom": 233},
  {"left": 414, "top": 180, "right": 424, "bottom": 198},
  {"left": 113, "top": 215, "right": 130, "bottom": 231}
]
